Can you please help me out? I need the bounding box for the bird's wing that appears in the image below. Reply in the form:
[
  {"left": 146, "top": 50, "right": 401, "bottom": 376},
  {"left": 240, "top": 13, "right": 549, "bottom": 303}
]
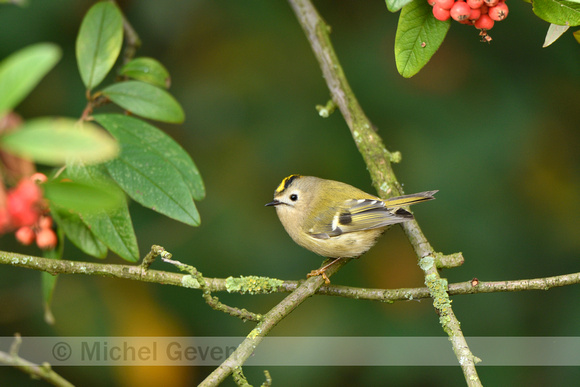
[{"left": 307, "top": 199, "right": 413, "bottom": 239}]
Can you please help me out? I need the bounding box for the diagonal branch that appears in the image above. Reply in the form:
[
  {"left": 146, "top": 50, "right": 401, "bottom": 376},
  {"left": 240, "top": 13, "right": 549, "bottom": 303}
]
[
  {"left": 198, "top": 258, "right": 349, "bottom": 386},
  {"left": 287, "top": 0, "right": 481, "bottom": 385}
]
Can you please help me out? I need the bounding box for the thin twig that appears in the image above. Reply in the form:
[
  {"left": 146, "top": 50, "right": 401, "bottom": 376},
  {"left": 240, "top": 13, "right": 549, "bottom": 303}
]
[
  {"left": 162, "top": 256, "right": 263, "bottom": 322},
  {"left": 112, "top": 0, "right": 142, "bottom": 65},
  {"left": 198, "top": 259, "right": 349, "bottom": 386},
  {"left": 0, "top": 334, "right": 74, "bottom": 387}
]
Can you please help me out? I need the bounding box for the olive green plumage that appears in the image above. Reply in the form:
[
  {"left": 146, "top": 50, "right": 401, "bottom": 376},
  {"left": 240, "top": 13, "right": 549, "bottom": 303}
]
[{"left": 266, "top": 175, "right": 437, "bottom": 258}]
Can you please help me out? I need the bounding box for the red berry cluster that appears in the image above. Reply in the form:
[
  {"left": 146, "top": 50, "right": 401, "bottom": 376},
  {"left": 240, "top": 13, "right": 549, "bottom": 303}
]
[
  {"left": 0, "top": 173, "right": 57, "bottom": 250},
  {"left": 428, "top": 0, "right": 508, "bottom": 41}
]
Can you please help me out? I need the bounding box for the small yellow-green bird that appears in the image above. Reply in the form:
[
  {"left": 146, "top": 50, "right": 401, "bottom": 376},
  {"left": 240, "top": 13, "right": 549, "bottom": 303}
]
[{"left": 266, "top": 175, "right": 437, "bottom": 282}]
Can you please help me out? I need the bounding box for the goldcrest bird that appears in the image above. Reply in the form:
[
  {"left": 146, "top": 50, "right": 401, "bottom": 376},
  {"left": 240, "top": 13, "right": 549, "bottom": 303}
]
[{"left": 266, "top": 174, "right": 437, "bottom": 283}]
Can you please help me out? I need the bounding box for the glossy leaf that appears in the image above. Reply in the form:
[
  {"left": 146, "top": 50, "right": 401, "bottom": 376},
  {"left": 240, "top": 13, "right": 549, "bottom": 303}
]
[
  {"left": 51, "top": 208, "right": 108, "bottom": 258},
  {"left": 76, "top": 1, "right": 123, "bottom": 89},
  {"left": 0, "top": 43, "right": 61, "bottom": 119},
  {"left": 95, "top": 114, "right": 204, "bottom": 201},
  {"left": 543, "top": 23, "right": 570, "bottom": 47},
  {"left": 120, "top": 57, "right": 171, "bottom": 89},
  {"left": 94, "top": 114, "right": 201, "bottom": 226},
  {"left": 63, "top": 162, "right": 139, "bottom": 262},
  {"left": 395, "top": 0, "right": 450, "bottom": 78},
  {"left": 0, "top": 117, "right": 118, "bottom": 165},
  {"left": 386, "top": 0, "right": 414, "bottom": 12},
  {"left": 101, "top": 81, "right": 185, "bottom": 123},
  {"left": 533, "top": 0, "right": 580, "bottom": 26},
  {"left": 82, "top": 204, "right": 139, "bottom": 262},
  {"left": 43, "top": 178, "right": 124, "bottom": 214}
]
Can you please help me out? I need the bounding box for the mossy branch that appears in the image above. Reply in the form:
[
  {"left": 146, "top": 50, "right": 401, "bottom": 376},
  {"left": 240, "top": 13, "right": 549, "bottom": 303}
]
[
  {"left": 3, "top": 249, "right": 579, "bottom": 301},
  {"left": 198, "top": 258, "right": 349, "bottom": 386},
  {"left": 287, "top": 0, "right": 481, "bottom": 384}
]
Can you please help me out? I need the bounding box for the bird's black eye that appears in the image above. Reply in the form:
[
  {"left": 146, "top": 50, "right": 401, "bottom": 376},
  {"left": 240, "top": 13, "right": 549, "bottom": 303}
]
[{"left": 290, "top": 194, "right": 298, "bottom": 201}]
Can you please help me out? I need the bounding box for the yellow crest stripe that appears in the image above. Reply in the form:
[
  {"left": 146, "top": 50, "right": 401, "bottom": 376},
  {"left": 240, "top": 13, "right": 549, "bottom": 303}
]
[{"left": 275, "top": 174, "right": 301, "bottom": 194}]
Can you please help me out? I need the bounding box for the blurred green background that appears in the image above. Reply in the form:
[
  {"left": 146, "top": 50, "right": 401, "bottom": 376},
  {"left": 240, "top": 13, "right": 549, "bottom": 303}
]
[{"left": 1, "top": 0, "right": 579, "bottom": 385}]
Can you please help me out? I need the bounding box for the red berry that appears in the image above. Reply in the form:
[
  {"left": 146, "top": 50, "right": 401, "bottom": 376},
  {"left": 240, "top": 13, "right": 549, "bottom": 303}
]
[
  {"left": 432, "top": 5, "right": 451, "bottom": 20},
  {"left": 15, "top": 179, "right": 42, "bottom": 204},
  {"left": 467, "top": 0, "right": 484, "bottom": 8},
  {"left": 427, "top": 0, "right": 437, "bottom": 6},
  {"left": 474, "top": 14, "right": 495, "bottom": 29},
  {"left": 36, "top": 228, "right": 57, "bottom": 250},
  {"left": 469, "top": 7, "right": 481, "bottom": 21},
  {"left": 7, "top": 192, "right": 40, "bottom": 227},
  {"left": 480, "top": 4, "right": 489, "bottom": 13},
  {"left": 437, "top": 0, "right": 455, "bottom": 9},
  {"left": 488, "top": 2, "right": 508, "bottom": 21},
  {"left": 483, "top": 0, "right": 499, "bottom": 7},
  {"left": 15, "top": 226, "right": 35, "bottom": 245},
  {"left": 39, "top": 215, "right": 53, "bottom": 230},
  {"left": 450, "top": 1, "right": 471, "bottom": 21}
]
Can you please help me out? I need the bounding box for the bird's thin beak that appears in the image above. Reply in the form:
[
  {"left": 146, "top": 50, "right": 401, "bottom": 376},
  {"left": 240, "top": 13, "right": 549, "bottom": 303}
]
[{"left": 265, "top": 200, "right": 281, "bottom": 207}]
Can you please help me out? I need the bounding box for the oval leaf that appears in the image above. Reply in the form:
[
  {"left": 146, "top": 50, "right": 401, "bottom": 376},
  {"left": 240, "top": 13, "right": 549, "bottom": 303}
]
[
  {"left": 94, "top": 113, "right": 204, "bottom": 201},
  {"left": 543, "top": 23, "right": 570, "bottom": 47},
  {"left": 0, "top": 117, "right": 119, "bottom": 165},
  {"left": 63, "top": 162, "right": 139, "bottom": 262},
  {"left": 0, "top": 43, "right": 61, "bottom": 119},
  {"left": 533, "top": 0, "right": 580, "bottom": 27},
  {"left": 44, "top": 179, "right": 125, "bottom": 214},
  {"left": 81, "top": 204, "right": 139, "bottom": 262},
  {"left": 386, "top": 0, "right": 415, "bottom": 13},
  {"left": 120, "top": 57, "right": 171, "bottom": 89},
  {"left": 93, "top": 114, "right": 200, "bottom": 226},
  {"left": 76, "top": 1, "right": 123, "bottom": 90},
  {"left": 101, "top": 81, "right": 185, "bottom": 123},
  {"left": 51, "top": 208, "right": 109, "bottom": 258},
  {"left": 395, "top": 0, "right": 450, "bottom": 78}
]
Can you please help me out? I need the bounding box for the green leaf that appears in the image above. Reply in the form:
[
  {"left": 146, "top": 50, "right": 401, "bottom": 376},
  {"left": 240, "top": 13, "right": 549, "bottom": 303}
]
[
  {"left": 82, "top": 203, "right": 139, "bottom": 262},
  {"left": 41, "top": 231, "right": 64, "bottom": 325},
  {"left": 0, "top": 43, "right": 61, "bottom": 119},
  {"left": 101, "top": 81, "right": 185, "bottom": 123},
  {"left": 41, "top": 271, "right": 58, "bottom": 325},
  {"left": 93, "top": 114, "right": 201, "bottom": 226},
  {"left": 120, "top": 57, "right": 171, "bottom": 89},
  {"left": 95, "top": 114, "right": 204, "bottom": 201},
  {"left": 395, "top": 0, "right": 450, "bottom": 78},
  {"left": 51, "top": 208, "right": 108, "bottom": 258},
  {"left": 0, "top": 117, "right": 119, "bottom": 165},
  {"left": 543, "top": 23, "right": 570, "bottom": 47},
  {"left": 44, "top": 179, "right": 124, "bottom": 213},
  {"left": 574, "top": 29, "right": 580, "bottom": 43},
  {"left": 533, "top": 0, "right": 580, "bottom": 26},
  {"left": 63, "top": 162, "right": 139, "bottom": 262},
  {"left": 386, "top": 0, "right": 415, "bottom": 13},
  {"left": 76, "top": 1, "right": 123, "bottom": 90}
]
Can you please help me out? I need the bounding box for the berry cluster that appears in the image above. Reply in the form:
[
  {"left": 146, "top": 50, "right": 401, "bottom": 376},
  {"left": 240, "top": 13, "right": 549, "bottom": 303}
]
[
  {"left": 0, "top": 174, "right": 57, "bottom": 250},
  {"left": 428, "top": 0, "right": 509, "bottom": 41}
]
